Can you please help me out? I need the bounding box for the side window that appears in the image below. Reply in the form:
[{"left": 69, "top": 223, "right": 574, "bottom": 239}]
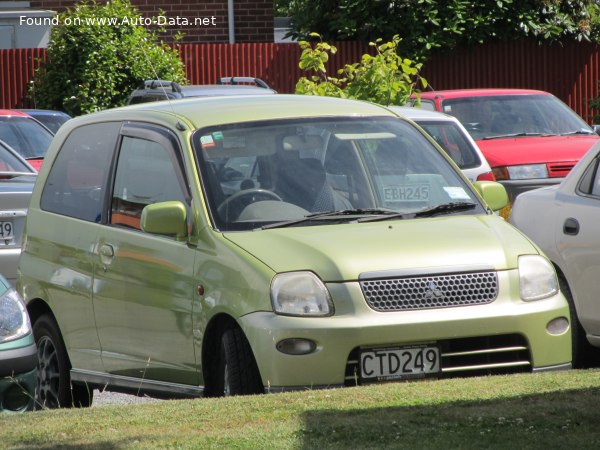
[
  {"left": 578, "top": 156, "right": 600, "bottom": 197},
  {"left": 111, "top": 135, "right": 187, "bottom": 231},
  {"left": 40, "top": 122, "right": 119, "bottom": 222}
]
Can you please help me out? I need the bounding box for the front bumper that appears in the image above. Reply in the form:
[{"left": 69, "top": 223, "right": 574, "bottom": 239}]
[
  {"left": 240, "top": 278, "right": 571, "bottom": 390},
  {"left": 0, "top": 340, "right": 37, "bottom": 412}
]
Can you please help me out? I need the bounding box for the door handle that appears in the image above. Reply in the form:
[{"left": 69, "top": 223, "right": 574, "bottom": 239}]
[
  {"left": 563, "top": 217, "right": 579, "bottom": 236},
  {"left": 99, "top": 243, "right": 115, "bottom": 267}
]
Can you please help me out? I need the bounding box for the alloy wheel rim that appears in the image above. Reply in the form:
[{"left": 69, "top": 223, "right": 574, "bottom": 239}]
[{"left": 36, "top": 335, "right": 61, "bottom": 408}]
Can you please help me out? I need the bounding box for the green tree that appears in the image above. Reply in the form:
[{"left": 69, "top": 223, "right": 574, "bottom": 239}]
[
  {"left": 295, "top": 34, "right": 427, "bottom": 106},
  {"left": 287, "top": 0, "right": 600, "bottom": 60},
  {"left": 30, "top": 0, "right": 185, "bottom": 116}
]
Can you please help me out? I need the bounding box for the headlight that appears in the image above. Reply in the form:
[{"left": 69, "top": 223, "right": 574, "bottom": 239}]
[
  {"left": 496, "top": 164, "right": 548, "bottom": 180},
  {"left": 0, "top": 288, "right": 31, "bottom": 344},
  {"left": 271, "top": 271, "right": 333, "bottom": 317},
  {"left": 519, "top": 255, "right": 558, "bottom": 301}
]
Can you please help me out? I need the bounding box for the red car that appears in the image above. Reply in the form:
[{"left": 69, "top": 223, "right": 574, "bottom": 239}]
[
  {"left": 0, "top": 110, "right": 54, "bottom": 172},
  {"left": 416, "top": 89, "right": 600, "bottom": 200}
]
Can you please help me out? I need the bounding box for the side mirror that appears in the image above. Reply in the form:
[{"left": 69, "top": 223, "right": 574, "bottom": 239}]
[
  {"left": 593, "top": 125, "right": 600, "bottom": 136},
  {"left": 141, "top": 201, "right": 188, "bottom": 239},
  {"left": 472, "top": 181, "right": 509, "bottom": 211}
]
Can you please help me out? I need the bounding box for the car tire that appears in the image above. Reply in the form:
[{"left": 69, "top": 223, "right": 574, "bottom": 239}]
[
  {"left": 213, "top": 327, "right": 263, "bottom": 397},
  {"left": 559, "top": 275, "right": 600, "bottom": 368},
  {"left": 33, "top": 314, "right": 93, "bottom": 409}
]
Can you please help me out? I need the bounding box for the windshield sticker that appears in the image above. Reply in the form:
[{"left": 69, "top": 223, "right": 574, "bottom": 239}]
[
  {"left": 443, "top": 187, "right": 470, "bottom": 200},
  {"left": 200, "top": 135, "right": 215, "bottom": 148},
  {"left": 212, "top": 131, "right": 224, "bottom": 140}
]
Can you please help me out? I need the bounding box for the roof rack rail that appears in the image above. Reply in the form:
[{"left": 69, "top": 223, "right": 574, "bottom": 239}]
[
  {"left": 139, "top": 80, "right": 183, "bottom": 93},
  {"left": 217, "top": 77, "right": 270, "bottom": 89}
]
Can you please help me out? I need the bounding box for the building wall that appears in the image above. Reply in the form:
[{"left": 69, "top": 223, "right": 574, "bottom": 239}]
[{"left": 29, "top": 0, "right": 274, "bottom": 42}]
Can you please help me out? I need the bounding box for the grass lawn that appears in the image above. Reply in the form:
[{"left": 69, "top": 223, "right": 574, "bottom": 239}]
[{"left": 2, "top": 369, "right": 600, "bottom": 449}]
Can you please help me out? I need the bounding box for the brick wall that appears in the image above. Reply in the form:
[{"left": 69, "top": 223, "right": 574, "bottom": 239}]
[{"left": 29, "top": 0, "right": 274, "bottom": 43}]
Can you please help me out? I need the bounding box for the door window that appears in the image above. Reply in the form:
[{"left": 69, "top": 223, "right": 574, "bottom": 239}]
[{"left": 111, "top": 135, "right": 188, "bottom": 231}]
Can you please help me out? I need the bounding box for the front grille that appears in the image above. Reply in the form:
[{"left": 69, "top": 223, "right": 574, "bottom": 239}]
[
  {"left": 344, "top": 334, "right": 531, "bottom": 386},
  {"left": 360, "top": 271, "right": 498, "bottom": 312},
  {"left": 547, "top": 163, "right": 575, "bottom": 178}
]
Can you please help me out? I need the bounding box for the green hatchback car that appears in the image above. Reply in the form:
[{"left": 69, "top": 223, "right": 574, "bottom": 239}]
[{"left": 18, "top": 95, "right": 571, "bottom": 407}]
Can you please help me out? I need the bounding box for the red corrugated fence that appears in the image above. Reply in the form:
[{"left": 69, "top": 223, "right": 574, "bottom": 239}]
[{"left": 2, "top": 40, "right": 600, "bottom": 123}]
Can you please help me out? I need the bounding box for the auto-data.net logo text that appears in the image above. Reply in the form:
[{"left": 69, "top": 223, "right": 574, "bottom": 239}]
[{"left": 20, "top": 15, "right": 217, "bottom": 27}]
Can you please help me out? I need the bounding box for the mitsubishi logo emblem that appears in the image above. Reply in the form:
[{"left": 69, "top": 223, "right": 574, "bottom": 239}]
[{"left": 424, "top": 281, "right": 444, "bottom": 299}]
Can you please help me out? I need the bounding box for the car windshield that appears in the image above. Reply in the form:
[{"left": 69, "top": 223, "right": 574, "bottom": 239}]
[
  {"left": 0, "top": 116, "right": 53, "bottom": 159},
  {"left": 194, "top": 117, "right": 485, "bottom": 231},
  {"left": 414, "top": 120, "right": 482, "bottom": 169},
  {"left": 440, "top": 94, "right": 593, "bottom": 140}
]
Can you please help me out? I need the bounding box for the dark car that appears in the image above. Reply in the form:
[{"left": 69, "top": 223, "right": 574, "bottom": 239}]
[
  {"left": 18, "top": 109, "right": 72, "bottom": 134},
  {"left": 127, "top": 77, "right": 277, "bottom": 105}
]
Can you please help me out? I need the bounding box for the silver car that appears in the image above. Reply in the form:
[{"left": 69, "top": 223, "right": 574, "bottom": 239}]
[
  {"left": 510, "top": 140, "right": 600, "bottom": 366},
  {"left": 389, "top": 107, "right": 494, "bottom": 183},
  {"left": 0, "top": 140, "right": 36, "bottom": 285}
]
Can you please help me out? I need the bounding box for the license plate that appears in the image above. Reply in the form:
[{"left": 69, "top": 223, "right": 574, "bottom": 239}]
[
  {"left": 383, "top": 183, "right": 430, "bottom": 202},
  {"left": 0, "top": 221, "right": 13, "bottom": 240},
  {"left": 360, "top": 345, "right": 440, "bottom": 382}
]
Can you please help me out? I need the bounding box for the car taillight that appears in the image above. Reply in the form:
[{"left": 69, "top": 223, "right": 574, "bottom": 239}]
[{"left": 476, "top": 171, "right": 496, "bottom": 182}]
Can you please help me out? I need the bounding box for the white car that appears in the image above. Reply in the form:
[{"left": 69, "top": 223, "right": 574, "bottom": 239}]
[
  {"left": 389, "top": 106, "right": 494, "bottom": 183},
  {"left": 510, "top": 140, "right": 600, "bottom": 367}
]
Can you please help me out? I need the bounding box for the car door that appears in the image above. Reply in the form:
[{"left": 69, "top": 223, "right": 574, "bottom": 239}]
[
  {"left": 92, "top": 123, "right": 198, "bottom": 387},
  {"left": 558, "top": 153, "right": 600, "bottom": 335}
]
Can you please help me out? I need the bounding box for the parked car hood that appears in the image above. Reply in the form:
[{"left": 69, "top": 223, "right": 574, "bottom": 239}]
[
  {"left": 476, "top": 135, "right": 598, "bottom": 167},
  {"left": 224, "top": 215, "right": 535, "bottom": 282}
]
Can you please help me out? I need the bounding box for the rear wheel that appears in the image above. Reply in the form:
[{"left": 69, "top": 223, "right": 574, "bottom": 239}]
[
  {"left": 212, "top": 327, "right": 263, "bottom": 397},
  {"left": 559, "top": 276, "right": 600, "bottom": 368},
  {"left": 33, "top": 315, "right": 93, "bottom": 409}
]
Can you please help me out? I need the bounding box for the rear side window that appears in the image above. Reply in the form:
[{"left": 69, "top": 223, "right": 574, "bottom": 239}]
[{"left": 40, "top": 122, "right": 119, "bottom": 222}]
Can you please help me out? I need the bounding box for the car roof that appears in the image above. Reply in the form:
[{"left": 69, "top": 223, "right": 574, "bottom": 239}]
[
  {"left": 75, "top": 95, "right": 397, "bottom": 130},
  {"left": 387, "top": 106, "right": 459, "bottom": 121},
  {"left": 18, "top": 109, "right": 71, "bottom": 118},
  {"left": 0, "top": 109, "right": 31, "bottom": 118},
  {"left": 418, "top": 88, "right": 552, "bottom": 100}
]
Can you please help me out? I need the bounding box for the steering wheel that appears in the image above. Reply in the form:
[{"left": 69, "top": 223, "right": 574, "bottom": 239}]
[{"left": 217, "top": 188, "right": 282, "bottom": 219}]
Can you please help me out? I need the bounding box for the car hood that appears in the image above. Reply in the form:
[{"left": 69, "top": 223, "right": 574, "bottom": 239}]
[
  {"left": 223, "top": 215, "right": 535, "bottom": 282},
  {"left": 476, "top": 135, "right": 599, "bottom": 167}
]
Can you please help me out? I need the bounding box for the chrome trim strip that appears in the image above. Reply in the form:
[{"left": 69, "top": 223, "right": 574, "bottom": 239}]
[
  {"left": 442, "top": 361, "right": 530, "bottom": 373},
  {"left": 359, "top": 264, "right": 496, "bottom": 280},
  {"left": 442, "top": 346, "right": 528, "bottom": 357},
  {"left": 70, "top": 369, "right": 204, "bottom": 397}
]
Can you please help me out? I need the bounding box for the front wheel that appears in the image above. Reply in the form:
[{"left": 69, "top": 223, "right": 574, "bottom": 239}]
[
  {"left": 213, "top": 327, "right": 264, "bottom": 397},
  {"left": 33, "top": 314, "right": 93, "bottom": 408}
]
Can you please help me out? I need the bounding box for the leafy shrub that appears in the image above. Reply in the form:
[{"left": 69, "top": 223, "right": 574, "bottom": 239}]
[
  {"left": 30, "top": 0, "right": 185, "bottom": 116},
  {"left": 295, "top": 33, "right": 427, "bottom": 106}
]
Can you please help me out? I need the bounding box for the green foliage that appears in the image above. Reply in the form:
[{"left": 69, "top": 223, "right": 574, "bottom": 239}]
[
  {"left": 287, "top": 0, "right": 600, "bottom": 60},
  {"left": 30, "top": 0, "right": 185, "bottom": 116},
  {"left": 295, "top": 34, "right": 427, "bottom": 106}
]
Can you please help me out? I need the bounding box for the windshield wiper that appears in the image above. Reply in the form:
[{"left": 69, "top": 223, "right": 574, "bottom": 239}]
[
  {"left": 259, "top": 208, "right": 398, "bottom": 230},
  {"left": 358, "top": 202, "right": 477, "bottom": 223},
  {"left": 559, "top": 129, "right": 595, "bottom": 136},
  {"left": 482, "top": 132, "right": 556, "bottom": 140}
]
